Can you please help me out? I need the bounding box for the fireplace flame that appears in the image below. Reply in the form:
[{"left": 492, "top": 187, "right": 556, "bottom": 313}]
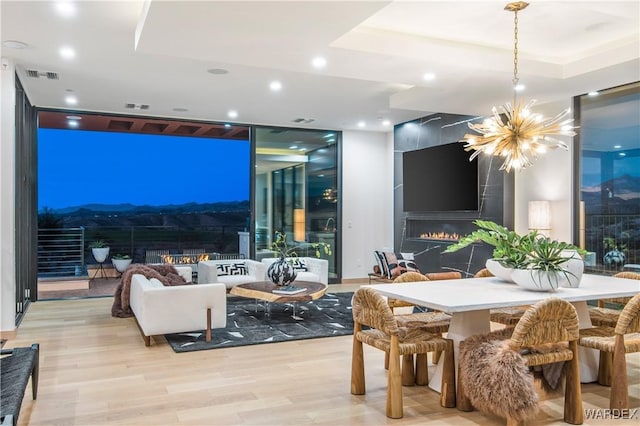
[
  {"left": 161, "top": 253, "right": 210, "bottom": 264},
  {"left": 419, "top": 232, "right": 461, "bottom": 241}
]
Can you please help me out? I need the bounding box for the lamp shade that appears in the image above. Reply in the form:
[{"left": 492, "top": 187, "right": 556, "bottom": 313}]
[
  {"left": 528, "top": 201, "right": 551, "bottom": 236},
  {"left": 293, "top": 209, "right": 305, "bottom": 241}
]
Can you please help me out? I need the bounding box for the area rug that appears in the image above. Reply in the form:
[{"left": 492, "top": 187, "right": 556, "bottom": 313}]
[{"left": 165, "top": 291, "right": 354, "bottom": 353}]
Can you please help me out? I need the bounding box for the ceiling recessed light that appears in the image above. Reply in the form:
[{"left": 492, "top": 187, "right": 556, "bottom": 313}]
[
  {"left": 227, "top": 110, "right": 238, "bottom": 119},
  {"left": 65, "top": 115, "right": 82, "bottom": 120},
  {"left": 207, "top": 68, "right": 229, "bottom": 75},
  {"left": 173, "top": 107, "right": 189, "bottom": 112},
  {"left": 224, "top": 124, "right": 231, "bottom": 128},
  {"left": 67, "top": 120, "right": 79, "bottom": 127},
  {"left": 311, "top": 56, "right": 327, "bottom": 69},
  {"left": 299, "top": 147, "right": 307, "bottom": 151},
  {"left": 514, "top": 84, "right": 526, "bottom": 92},
  {"left": 65, "top": 95, "right": 77, "bottom": 105},
  {"left": 588, "top": 91, "right": 599, "bottom": 97},
  {"left": 59, "top": 46, "right": 75, "bottom": 60},
  {"left": 357, "top": 121, "right": 366, "bottom": 128},
  {"left": 289, "top": 145, "right": 298, "bottom": 149},
  {"left": 323, "top": 133, "right": 334, "bottom": 138},
  {"left": 2, "top": 40, "right": 27, "bottom": 49},
  {"left": 327, "top": 138, "right": 335, "bottom": 143},
  {"left": 619, "top": 152, "right": 627, "bottom": 157},
  {"left": 382, "top": 120, "right": 391, "bottom": 126},
  {"left": 614, "top": 144, "right": 622, "bottom": 149},
  {"left": 269, "top": 81, "right": 282, "bottom": 91},
  {"left": 422, "top": 72, "right": 436, "bottom": 81},
  {"left": 55, "top": 1, "right": 76, "bottom": 18}
]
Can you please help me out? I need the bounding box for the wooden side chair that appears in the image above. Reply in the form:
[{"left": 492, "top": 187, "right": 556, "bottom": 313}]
[
  {"left": 387, "top": 271, "right": 455, "bottom": 385},
  {"left": 350, "top": 287, "right": 456, "bottom": 418},
  {"left": 579, "top": 292, "right": 640, "bottom": 410},
  {"left": 588, "top": 272, "right": 639, "bottom": 327},
  {"left": 457, "top": 297, "right": 583, "bottom": 425},
  {"left": 474, "top": 268, "right": 530, "bottom": 326}
]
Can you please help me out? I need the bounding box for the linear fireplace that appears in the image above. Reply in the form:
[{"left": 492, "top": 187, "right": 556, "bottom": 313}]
[{"left": 406, "top": 219, "right": 478, "bottom": 243}]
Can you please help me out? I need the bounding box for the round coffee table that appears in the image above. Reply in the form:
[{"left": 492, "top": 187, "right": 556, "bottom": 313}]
[{"left": 230, "top": 281, "right": 328, "bottom": 319}]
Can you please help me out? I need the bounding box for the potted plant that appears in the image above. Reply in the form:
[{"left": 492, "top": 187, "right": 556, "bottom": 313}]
[
  {"left": 510, "top": 237, "right": 583, "bottom": 291},
  {"left": 111, "top": 253, "right": 132, "bottom": 273},
  {"left": 443, "top": 220, "right": 530, "bottom": 281},
  {"left": 267, "top": 231, "right": 332, "bottom": 286},
  {"left": 89, "top": 240, "right": 110, "bottom": 263}
]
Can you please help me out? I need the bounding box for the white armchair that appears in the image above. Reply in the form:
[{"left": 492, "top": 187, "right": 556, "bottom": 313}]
[
  {"left": 129, "top": 274, "right": 227, "bottom": 346},
  {"left": 197, "top": 259, "right": 266, "bottom": 289},
  {"left": 261, "top": 257, "right": 328, "bottom": 285}
]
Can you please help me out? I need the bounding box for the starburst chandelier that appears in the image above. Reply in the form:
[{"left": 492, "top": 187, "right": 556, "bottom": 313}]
[{"left": 461, "top": 1, "right": 577, "bottom": 172}]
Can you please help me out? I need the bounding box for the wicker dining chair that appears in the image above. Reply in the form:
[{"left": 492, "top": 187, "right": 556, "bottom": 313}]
[
  {"left": 350, "top": 287, "right": 456, "bottom": 418},
  {"left": 588, "top": 272, "right": 640, "bottom": 327},
  {"left": 474, "top": 268, "right": 530, "bottom": 326},
  {"left": 387, "top": 271, "right": 455, "bottom": 385},
  {"left": 579, "top": 293, "right": 640, "bottom": 409},
  {"left": 457, "top": 297, "right": 583, "bottom": 425}
]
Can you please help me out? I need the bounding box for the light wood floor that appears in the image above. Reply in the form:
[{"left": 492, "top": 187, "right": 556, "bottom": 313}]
[{"left": 6, "top": 284, "right": 639, "bottom": 425}]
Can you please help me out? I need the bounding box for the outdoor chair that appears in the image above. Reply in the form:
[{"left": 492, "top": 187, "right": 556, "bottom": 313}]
[
  {"left": 474, "top": 268, "right": 530, "bottom": 326},
  {"left": 578, "top": 293, "right": 640, "bottom": 410},
  {"left": 350, "top": 287, "right": 456, "bottom": 418},
  {"left": 588, "top": 272, "right": 639, "bottom": 327},
  {"left": 457, "top": 297, "right": 583, "bottom": 425}
]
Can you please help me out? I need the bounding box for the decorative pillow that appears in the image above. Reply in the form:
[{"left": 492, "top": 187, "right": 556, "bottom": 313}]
[
  {"left": 383, "top": 252, "right": 399, "bottom": 279},
  {"left": 373, "top": 251, "right": 388, "bottom": 277},
  {"left": 400, "top": 252, "right": 415, "bottom": 261},
  {"left": 288, "top": 258, "right": 308, "bottom": 272},
  {"left": 398, "top": 260, "right": 419, "bottom": 272},
  {"left": 217, "top": 263, "right": 247, "bottom": 276}
]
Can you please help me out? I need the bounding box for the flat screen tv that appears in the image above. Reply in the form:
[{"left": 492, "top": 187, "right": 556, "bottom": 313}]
[{"left": 402, "top": 142, "right": 479, "bottom": 212}]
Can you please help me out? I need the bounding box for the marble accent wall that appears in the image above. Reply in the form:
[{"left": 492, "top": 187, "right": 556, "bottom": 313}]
[{"left": 394, "top": 113, "right": 514, "bottom": 277}]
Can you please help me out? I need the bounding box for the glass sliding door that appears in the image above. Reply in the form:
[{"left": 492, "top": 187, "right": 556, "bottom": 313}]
[
  {"left": 254, "top": 127, "right": 339, "bottom": 281},
  {"left": 576, "top": 82, "right": 640, "bottom": 274}
]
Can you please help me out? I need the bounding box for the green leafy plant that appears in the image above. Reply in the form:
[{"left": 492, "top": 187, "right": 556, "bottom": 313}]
[
  {"left": 111, "top": 253, "right": 131, "bottom": 260},
  {"left": 513, "top": 237, "right": 583, "bottom": 289},
  {"left": 603, "top": 237, "right": 627, "bottom": 254},
  {"left": 271, "top": 231, "right": 332, "bottom": 259},
  {"left": 88, "top": 240, "right": 108, "bottom": 249}
]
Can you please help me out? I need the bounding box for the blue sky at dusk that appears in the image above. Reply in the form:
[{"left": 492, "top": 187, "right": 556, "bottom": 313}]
[{"left": 38, "top": 129, "right": 250, "bottom": 210}]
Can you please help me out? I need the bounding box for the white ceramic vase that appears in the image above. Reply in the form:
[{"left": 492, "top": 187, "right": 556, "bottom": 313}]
[
  {"left": 112, "top": 258, "right": 132, "bottom": 273},
  {"left": 511, "top": 268, "right": 568, "bottom": 292},
  {"left": 485, "top": 259, "right": 514, "bottom": 282},
  {"left": 559, "top": 250, "right": 584, "bottom": 288},
  {"left": 92, "top": 247, "right": 110, "bottom": 263}
]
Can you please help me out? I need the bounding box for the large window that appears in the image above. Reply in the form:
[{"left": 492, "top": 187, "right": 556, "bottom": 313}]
[{"left": 577, "top": 82, "right": 640, "bottom": 273}]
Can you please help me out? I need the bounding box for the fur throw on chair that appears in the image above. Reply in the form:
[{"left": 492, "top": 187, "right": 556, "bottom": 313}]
[
  {"left": 459, "top": 329, "right": 540, "bottom": 423},
  {"left": 111, "top": 264, "right": 187, "bottom": 318}
]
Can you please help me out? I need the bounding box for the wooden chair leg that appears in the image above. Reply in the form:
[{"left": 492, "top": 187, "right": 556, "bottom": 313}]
[
  {"left": 610, "top": 335, "right": 629, "bottom": 410},
  {"left": 384, "top": 352, "right": 389, "bottom": 370},
  {"left": 415, "top": 353, "right": 428, "bottom": 385},
  {"left": 205, "top": 308, "right": 212, "bottom": 342},
  {"left": 351, "top": 325, "right": 365, "bottom": 395},
  {"left": 598, "top": 351, "right": 612, "bottom": 386},
  {"left": 402, "top": 354, "right": 415, "bottom": 386},
  {"left": 432, "top": 349, "right": 442, "bottom": 364},
  {"left": 563, "top": 341, "right": 584, "bottom": 425},
  {"left": 440, "top": 341, "right": 456, "bottom": 408},
  {"left": 386, "top": 336, "right": 403, "bottom": 419},
  {"left": 456, "top": 360, "right": 473, "bottom": 412}
]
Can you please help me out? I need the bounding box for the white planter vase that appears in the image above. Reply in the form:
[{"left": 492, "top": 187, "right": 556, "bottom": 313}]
[
  {"left": 112, "top": 258, "right": 132, "bottom": 273},
  {"left": 485, "top": 259, "right": 514, "bottom": 282},
  {"left": 92, "top": 247, "right": 110, "bottom": 263},
  {"left": 511, "top": 269, "right": 568, "bottom": 292},
  {"left": 559, "top": 250, "right": 584, "bottom": 288}
]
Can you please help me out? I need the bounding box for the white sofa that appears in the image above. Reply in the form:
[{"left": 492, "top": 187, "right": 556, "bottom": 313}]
[
  {"left": 129, "top": 270, "right": 227, "bottom": 346},
  {"left": 197, "top": 259, "right": 266, "bottom": 289},
  {"left": 261, "top": 257, "right": 329, "bottom": 285}
]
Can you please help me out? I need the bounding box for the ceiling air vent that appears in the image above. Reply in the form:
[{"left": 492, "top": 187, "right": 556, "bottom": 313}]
[
  {"left": 124, "top": 103, "right": 150, "bottom": 110},
  {"left": 292, "top": 118, "right": 315, "bottom": 124},
  {"left": 26, "top": 69, "right": 59, "bottom": 79}
]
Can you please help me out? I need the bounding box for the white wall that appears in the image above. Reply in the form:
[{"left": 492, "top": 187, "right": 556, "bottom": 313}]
[
  {"left": 0, "top": 55, "right": 17, "bottom": 335},
  {"left": 514, "top": 99, "right": 574, "bottom": 242},
  {"left": 341, "top": 130, "right": 393, "bottom": 279}
]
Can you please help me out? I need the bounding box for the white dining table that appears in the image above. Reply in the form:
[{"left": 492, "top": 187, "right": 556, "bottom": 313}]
[{"left": 366, "top": 273, "right": 639, "bottom": 392}]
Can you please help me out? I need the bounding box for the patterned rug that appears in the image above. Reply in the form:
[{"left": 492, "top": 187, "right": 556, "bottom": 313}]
[{"left": 165, "top": 291, "right": 354, "bottom": 353}]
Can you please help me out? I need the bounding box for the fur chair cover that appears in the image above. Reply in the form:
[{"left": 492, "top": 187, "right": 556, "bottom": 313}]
[
  {"left": 459, "top": 329, "right": 540, "bottom": 423},
  {"left": 111, "top": 264, "right": 187, "bottom": 318}
]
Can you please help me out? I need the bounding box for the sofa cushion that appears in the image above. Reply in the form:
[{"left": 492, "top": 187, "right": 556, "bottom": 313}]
[
  {"left": 217, "top": 274, "right": 259, "bottom": 289},
  {"left": 373, "top": 251, "right": 388, "bottom": 277},
  {"left": 289, "top": 258, "right": 308, "bottom": 272},
  {"left": 216, "top": 262, "right": 247, "bottom": 276},
  {"left": 295, "top": 271, "right": 321, "bottom": 283},
  {"left": 383, "top": 252, "right": 399, "bottom": 279}
]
